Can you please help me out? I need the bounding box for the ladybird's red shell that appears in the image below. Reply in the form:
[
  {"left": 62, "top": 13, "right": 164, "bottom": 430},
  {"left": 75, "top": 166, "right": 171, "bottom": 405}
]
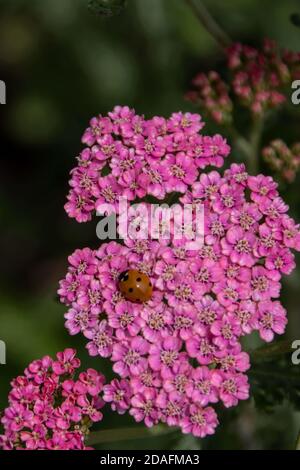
[{"left": 118, "top": 269, "right": 153, "bottom": 303}]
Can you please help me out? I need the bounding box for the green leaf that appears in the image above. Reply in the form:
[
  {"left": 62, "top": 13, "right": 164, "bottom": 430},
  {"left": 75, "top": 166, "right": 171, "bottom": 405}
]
[
  {"left": 88, "top": 425, "right": 178, "bottom": 445},
  {"left": 249, "top": 349, "right": 300, "bottom": 412},
  {"left": 88, "top": 0, "right": 127, "bottom": 17}
]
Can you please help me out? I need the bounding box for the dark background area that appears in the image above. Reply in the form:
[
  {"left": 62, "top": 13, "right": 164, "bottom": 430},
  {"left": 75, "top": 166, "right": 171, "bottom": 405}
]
[{"left": 0, "top": 0, "right": 300, "bottom": 449}]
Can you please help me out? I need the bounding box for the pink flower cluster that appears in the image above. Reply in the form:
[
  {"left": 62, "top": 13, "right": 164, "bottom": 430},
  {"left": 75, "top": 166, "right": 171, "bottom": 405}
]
[
  {"left": 186, "top": 71, "right": 233, "bottom": 125},
  {"left": 65, "top": 106, "right": 230, "bottom": 222},
  {"left": 0, "top": 349, "right": 105, "bottom": 450},
  {"left": 59, "top": 162, "right": 300, "bottom": 437},
  {"left": 263, "top": 139, "right": 300, "bottom": 183},
  {"left": 188, "top": 39, "right": 300, "bottom": 119}
]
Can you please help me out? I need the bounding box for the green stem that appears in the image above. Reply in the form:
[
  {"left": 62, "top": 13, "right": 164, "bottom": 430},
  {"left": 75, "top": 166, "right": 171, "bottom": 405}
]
[
  {"left": 87, "top": 424, "right": 179, "bottom": 445},
  {"left": 230, "top": 117, "right": 264, "bottom": 174},
  {"left": 230, "top": 127, "right": 253, "bottom": 161},
  {"left": 247, "top": 118, "right": 264, "bottom": 175},
  {"left": 185, "top": 0, "right": 232, "bottom": 49}
]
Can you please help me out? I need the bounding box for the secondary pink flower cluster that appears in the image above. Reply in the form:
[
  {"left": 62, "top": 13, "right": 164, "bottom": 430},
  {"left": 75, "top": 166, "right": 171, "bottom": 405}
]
[
  {"left": 65, "top": 106, "right": 230, "bottom": 222},
  {"left": 185, "top": 71, "right": 233, "bottom": 125},
  {"left": 58, "top": 162, "right": 300, "bottom": 437},
  {"left": 263, "top": 139, "right": 300, "bottom": 183},
  {"left": 0, "top": 349, "right": 105, "bottom": 450},
  {"left": 188, "top": 39, "right": 300, "bottom": 119}
]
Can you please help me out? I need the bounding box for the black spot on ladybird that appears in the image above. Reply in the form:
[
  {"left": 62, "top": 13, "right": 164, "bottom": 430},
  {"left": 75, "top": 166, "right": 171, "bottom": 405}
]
[{"left": 119, "top": 271, "right": 129, "bottom": 282}]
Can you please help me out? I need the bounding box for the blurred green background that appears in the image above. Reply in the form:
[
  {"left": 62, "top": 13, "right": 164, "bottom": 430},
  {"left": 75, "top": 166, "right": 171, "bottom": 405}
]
[{"left": 1, "top": 0, "right": 300, "bottom": 450}]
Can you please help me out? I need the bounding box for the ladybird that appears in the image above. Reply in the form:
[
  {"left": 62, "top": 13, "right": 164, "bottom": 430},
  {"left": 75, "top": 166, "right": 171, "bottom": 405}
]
[{"left": 118, "top": 269, "right": 153, "bottom": 303}]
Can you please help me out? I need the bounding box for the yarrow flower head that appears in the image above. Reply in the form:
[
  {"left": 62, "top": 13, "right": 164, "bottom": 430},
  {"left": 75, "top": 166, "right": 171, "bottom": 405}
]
[
  {"left": 187, "top": 39, "right": 300, "bottom": 120},
  {"left": 0, "top": 349, "right": 105, "bottom": 450},
  {"left": 59, "top": 108, "right": 300, "bottom": 440},
  {"left": 186, "top": 71, "right": 233, "bottom": 125},
  {"left": 64, "top": 106, "right": 230, "bottom": 222},
  {"left": 262, "top": 139, "right": 300, "bottom": 183}
]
